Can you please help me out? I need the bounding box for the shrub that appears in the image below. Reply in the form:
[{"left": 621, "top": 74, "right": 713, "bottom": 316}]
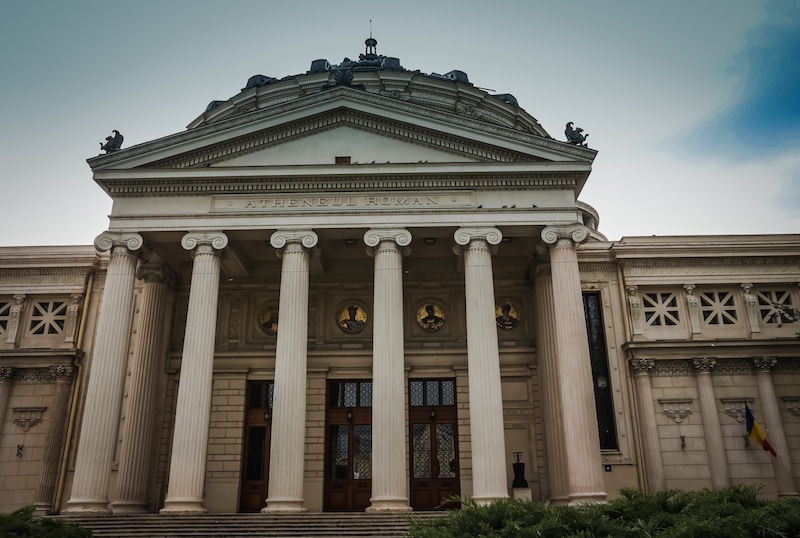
[
  {"left": 407, "top": 486, "right": 800, "bottom": 538},
  {"left": 0, "top": 506, "right": 92, "bottom": 537}
]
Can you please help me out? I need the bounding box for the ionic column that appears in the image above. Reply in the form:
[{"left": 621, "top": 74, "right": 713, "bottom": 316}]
[
  {"left": 693, "top": 358, "right": 729, "bottom": 489},
  {"left": 113, "top": 263, "right": 174, "bottom": 514},
  {"left": 34, "top": 366, "right": 76, "bottom": 514},
  {"left": 263, "top": 230, "right": 318, "bottom": 513},
  {"left": 65, "top": 232, "right": 144, "bottom": 514},
  {"left": 0, "top": 368, "right": 14, "bottom": 433},
  {"left": 630, "top": 358, "right": 665, "bottom": 492},
  {"left": 541, "top": 225, "right": 606, "bottom": 504},
  {"left": 364, "top": 229, "right": 412, "bottom": 514},
  {"left": 453, "top": 227, "right": 508, "bottom": 505},
  {"left": 161, "top": 233, "right": 227, "bottom": 514},
  {"left": 753, "top": 357, "right": 797, "bottom": 496},
  {"left": 534, "top": 264, "right": 569, "bottom": 503}
]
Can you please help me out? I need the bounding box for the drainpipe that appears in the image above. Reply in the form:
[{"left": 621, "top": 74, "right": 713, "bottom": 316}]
[{"left": 53, "top": 271, "right": 94, "bottom": 513}]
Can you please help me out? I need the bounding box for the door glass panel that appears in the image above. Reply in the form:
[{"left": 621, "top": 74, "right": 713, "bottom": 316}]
[
  {"left": 436, "top": 424, "right": 456, "bottom": 478},
  {"left": 410, "top": 381, "right": 424, "bottom": 406},
  {"left": 330, "top": 425, "right": 349, "bottom": 479},
  {"left": 412, "top": 424, "right": 431, "bottom": 478},
  {"left": 245, "top": 427, "right": 266, "bottom": 481},
  {"left": 426, "top": 381, "right": 439, "bottom": 405},
  {"left": 353, "top": 425, "right": 372, "bottom": 479},
  {"left": 441, "top": 381, "right": 455, "bottom": 406},
  {"left": 343, "top": 382, "right": 357, "bottom": 407},
  {"left": 359, "top": 382, "right": 373, "bottom": 407}
]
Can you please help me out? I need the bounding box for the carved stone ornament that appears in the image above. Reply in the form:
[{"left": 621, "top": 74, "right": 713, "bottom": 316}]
[
  {"left": 721, "top": 398, "right": 754, "bottom": 423},
  {"left": 753, "top": 356, "right": 777, "bottom": 372},
  {"left": 13, "top": 407, "right": 46, "bottom": 431},
  {"left": 741, "top": 284, "right": 761, "bottom": 333},
  {"left": 629, "top": 358, "right": 655, "bottom": 374},
  {"left": 627, "top": 286, "right": 644, "bottom": 336},
  {"left": 564, "top": 122, "right": 588, "bottom": 146},
  {"left": 453, "top": 227, "right": 502, "bottom": 247},
  {"left": 658, "top": 399, "right": 693, "bottom": 423},
  {"left": 94, "top": 232, "right": 145, "bottom": 255},
  {"left": 257, "top": 301, "right": 280, "bottom": 335},
  {"left": 693, "top": 357, "right": 717, "bottom": 372},
  {"left": 99, "top": 130, "right": 123, "bottom": 154},
  {"left": 416, "top": 301, "right": 446, "bottom": 332},
  {"left": 181, "top": 232, "right": 229, "bottom": 253},
  {"left": 684, "top": 284, "right": 701, "bottom": 334},
  {"left": 495, "top": 300, "right": 521, "bottom": 331},
  {"left": 337, "top": 302, "right": 368, "bottom": 334},
  {"left": 270, "top": 230, "right": 319, "bottom": 254},
  {"left": 364, "top": 228, "right": 412, "bottom": 257},
  {"left": 782, "top": 397, "right": 800, "bottom": 418}
]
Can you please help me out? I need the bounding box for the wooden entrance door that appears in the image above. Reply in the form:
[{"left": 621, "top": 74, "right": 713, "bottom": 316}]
[
  {"left": 239, "top": 381, "right": 273, "bottom": 512},
  {"left": 324, "top": 380, "right": 372, "bottom": 511},
  {"left": 409, "top": 379, "right": 460, "bottom": 510}
]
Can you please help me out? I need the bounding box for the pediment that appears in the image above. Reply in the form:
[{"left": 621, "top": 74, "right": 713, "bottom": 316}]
[{"left": 88, "top": 87, "right": 596, "bottom": 172}]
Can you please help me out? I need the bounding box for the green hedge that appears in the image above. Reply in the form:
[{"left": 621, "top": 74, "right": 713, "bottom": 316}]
[
  {"left": 408, "top": 485, "right": 800, "bottom": 538},
  {"left": 0, "top": 506, "right": 92, "bottom": 537}
]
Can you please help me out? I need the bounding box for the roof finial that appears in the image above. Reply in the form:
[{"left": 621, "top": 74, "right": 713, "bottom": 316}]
[{"left": 364, "top": 20, "right": 378, "bottom": 59}]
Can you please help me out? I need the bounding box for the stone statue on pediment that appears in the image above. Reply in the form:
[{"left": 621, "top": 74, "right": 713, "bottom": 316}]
[
  {"left": 100, "top": 130, "right": 123, "bottom": 153},
  {"left": 565, "top": 122, "right": 588, "bottom": 146}
]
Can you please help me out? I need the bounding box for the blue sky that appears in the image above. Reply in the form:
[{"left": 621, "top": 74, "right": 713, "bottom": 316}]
[{"left": 1, "top": 0, "right": 798, "bottom": 246}]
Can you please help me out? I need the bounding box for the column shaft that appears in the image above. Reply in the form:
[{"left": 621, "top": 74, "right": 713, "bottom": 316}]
[
  {"left": 161, "top": 234, "right": 226, "bottom": 514},
  {"left": 694, "top": 361, "right": 729, "bottom": 489},
  {"left": 0, "top": 368, "right": 14, "bottom": 435},
  {"left": 631, "top": 360, "right": 665, "bottom": 492},
  {"left": 365, "top": 230, "right": 411, "bottom": 513},
  {"left": 455, "top": 228, "right": 508, "bottom": 505},
  {"left": 113, "top": 266, "right": 171, "bottom": 513},
  {"left": 264, "top": 231, "right": 318, "bottom": 513},
  {"left": 66, "top": 234, "right": 142, "bottom": 514},
  {"left": 543, "top": 227, "right": 606, "bottom": 504},
  {"left": 754, "top": 359, "right": 797, "bottom": 496},
  {"left": 534, "top": 269, "right": 569, "bottom": 503},
  {"left": 34, "top": 367, "right": 75, "bottom": 513}
]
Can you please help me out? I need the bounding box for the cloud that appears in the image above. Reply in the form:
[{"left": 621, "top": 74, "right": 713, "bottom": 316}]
[{"left": 678, "top": 1, "right": 800, "bottom": 160}]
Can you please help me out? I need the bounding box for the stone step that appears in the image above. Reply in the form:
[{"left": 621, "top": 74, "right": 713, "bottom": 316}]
[{"left": 57, "top": 513, "right": 445, "bottom": 538}]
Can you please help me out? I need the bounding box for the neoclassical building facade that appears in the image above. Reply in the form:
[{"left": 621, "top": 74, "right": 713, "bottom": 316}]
[{"left": 1, "top": 41, "right": 799, "bottom": 515}]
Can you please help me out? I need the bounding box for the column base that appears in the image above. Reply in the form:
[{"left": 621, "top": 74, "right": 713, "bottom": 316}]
[
  {"left": 471, "top": 493, "right": 509, "bottom": 506},
  {"left": 366, "top": 497, "right": 412, "bottom": 514},
  {"left": 512, "top": 488, "right": 532, "bottom": 501},
  {"left": 62, "top": 499, "right": 112, "bottom": 515},
  {"left": 261, "top": 498, "right": 307, "bottom": 513},
  {"left": 160, "top": 497, "right": 207, "bottom": 514},
  {"left": 110, "top": 500, "right": 149, "bottom": 514},
  {"left": 567, "top": 491, "right": 607, "bottom": 505}
]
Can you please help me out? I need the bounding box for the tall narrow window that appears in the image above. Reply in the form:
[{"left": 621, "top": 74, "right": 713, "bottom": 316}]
[{"left": 583, "top": 292, "right": 617, "bottom": 450}]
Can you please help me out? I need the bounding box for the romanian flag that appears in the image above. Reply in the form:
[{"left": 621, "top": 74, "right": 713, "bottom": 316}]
[{"left": 745, "top": 403, "right": 777, "bottom": 458}]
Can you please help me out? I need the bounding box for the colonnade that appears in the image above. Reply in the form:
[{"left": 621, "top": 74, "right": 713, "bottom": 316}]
[{"left": 63, "top": 224, "right": 604, "bottom": 514}]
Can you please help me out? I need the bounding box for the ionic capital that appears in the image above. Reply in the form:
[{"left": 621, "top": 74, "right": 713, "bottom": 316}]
[
  {"left": 452, "top": 227, "right": 502, "bottom": 257},
  {"left": 269, "top": 230, "right": 319, "bottom": 257},
  {"left": 540, "top": 224, "right": 590, "bottom": 246},
  {"left": 181, "top": 232, "right": 228, "bottom": 254},
  {"left": 94, "top": 232, "right": 146, "bottom": 255},
  {"left": 364, "top": 228, "right": 412, "bottom": 257}
]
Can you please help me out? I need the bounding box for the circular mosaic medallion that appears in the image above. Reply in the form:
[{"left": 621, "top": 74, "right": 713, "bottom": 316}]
[
  {"left": 337, "top": 302, "right": 368, "bottom": 334},
  {"left": 415, "top": 301, "right": 446, "bottom": 332},
  {"left": 257, "top": 302, "right": 279, "bottom": 335},
  {"left": 495, "top": 300, "right": 521, "bottom": 330}
]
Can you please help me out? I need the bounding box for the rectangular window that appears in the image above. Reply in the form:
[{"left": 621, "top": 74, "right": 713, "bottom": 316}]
[{"left": 583, "top": 292, "right": 618, "bottom": 450}]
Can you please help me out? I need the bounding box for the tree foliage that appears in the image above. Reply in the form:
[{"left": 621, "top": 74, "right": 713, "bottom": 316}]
[
  {"left": 407, "top": 486, "right": 800, "bottom": 538},
  {"left": 0, "top": 506, "right": 92, "bottom": 537}
]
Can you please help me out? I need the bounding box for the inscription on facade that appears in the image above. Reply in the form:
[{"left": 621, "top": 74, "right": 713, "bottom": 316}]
[{"left": 212, "top": 191, "right": 475, "bottom": 212}]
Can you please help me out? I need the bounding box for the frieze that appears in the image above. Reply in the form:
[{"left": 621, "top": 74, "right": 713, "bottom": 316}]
[
  {"left": 650, "top": 360, "right": 692, "bottom": 376},
  {"left": 213, "top": 192, "right": 474, "bottom": 213},
  {"left": 503, "top": 408, "right": 534, "bottom": 417},
  {"left": 10, "top": 366, "right": 75, "bottom": 384},
  {"left": 622, "top": 259, "right": 800, "bottom": 283},
  {"left": 636, "top": 357, "right": 798, "bottom": 377},
  {"left": 714, "top": 359, "right": 755, "bottom": 375}
]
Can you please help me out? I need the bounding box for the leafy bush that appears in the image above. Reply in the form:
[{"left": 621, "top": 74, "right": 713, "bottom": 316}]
[
  {"left": 0, "top": 506, "right": 92, "bottom": 537},
  {"left": 407, "top": 485, "right": 800, "bottom": 538}
]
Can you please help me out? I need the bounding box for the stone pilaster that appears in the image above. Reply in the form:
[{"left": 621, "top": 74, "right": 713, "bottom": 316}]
[
  {"left": 364, "top": 229, "right": 412, "bottom": 513},
  {"left": 753, "top": 357, "right": 797, "bottom": 496},
  {"left": 161, "top": 233, "right": 227, "bottom": 514},
  {"left": 541, "top": 224, "right": 606, "bottom": 504},
  {"left": 113, "top": 263, "right": 174, "bottom": 514},
  {"left": 34, "top": 366, "right": 76, "bottom": 514},
  {"left": 533, "top": 265, "right": 569, "bottom": 503},
  {"left": 65, "top": 232, "right": 144, "bottom": 514},
  {"left": 0, "top": 367, "right": 14, "bottom": 432},
  {"left": 741, "top": 284, "right": 761, "bottom": 334},
  {"left": 692, "top": 358, "right": 729, "bottom": 489},
  {"left": 263, "top": 230, "right": 319, "bottom": 513},
  {"left": 453, "top": 227, "right": 508, "bottom": 505},
  {"left": 630, "top": 358, "right": 665, "bottom": 492},
  {"left": 63, "top": 294, "right": 83, "bottom": 345},
  {"left": 684, "top": 285, "right": 701, "bottom": 334}
]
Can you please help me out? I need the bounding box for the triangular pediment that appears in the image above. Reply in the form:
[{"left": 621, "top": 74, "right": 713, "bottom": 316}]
[{"left": 88, "top": 87, "right": 596, "bottom": 172}]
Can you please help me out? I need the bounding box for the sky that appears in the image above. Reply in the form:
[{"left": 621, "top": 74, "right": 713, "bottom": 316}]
[{"left": 1, "top": 0, "right": 799, "bottom": 246}]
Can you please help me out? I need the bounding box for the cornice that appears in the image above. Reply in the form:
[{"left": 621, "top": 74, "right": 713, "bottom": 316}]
[
  {"left": 99, "top": 172, "right": 584, "bottom": 198},
  {"left": 88, "top": 85, "right": 595, "bottom": 170}
]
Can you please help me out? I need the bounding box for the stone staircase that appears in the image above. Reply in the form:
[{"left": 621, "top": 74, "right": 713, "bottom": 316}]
[{"left": 57, "top": 512, "right": 444, "bottom": 538}]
